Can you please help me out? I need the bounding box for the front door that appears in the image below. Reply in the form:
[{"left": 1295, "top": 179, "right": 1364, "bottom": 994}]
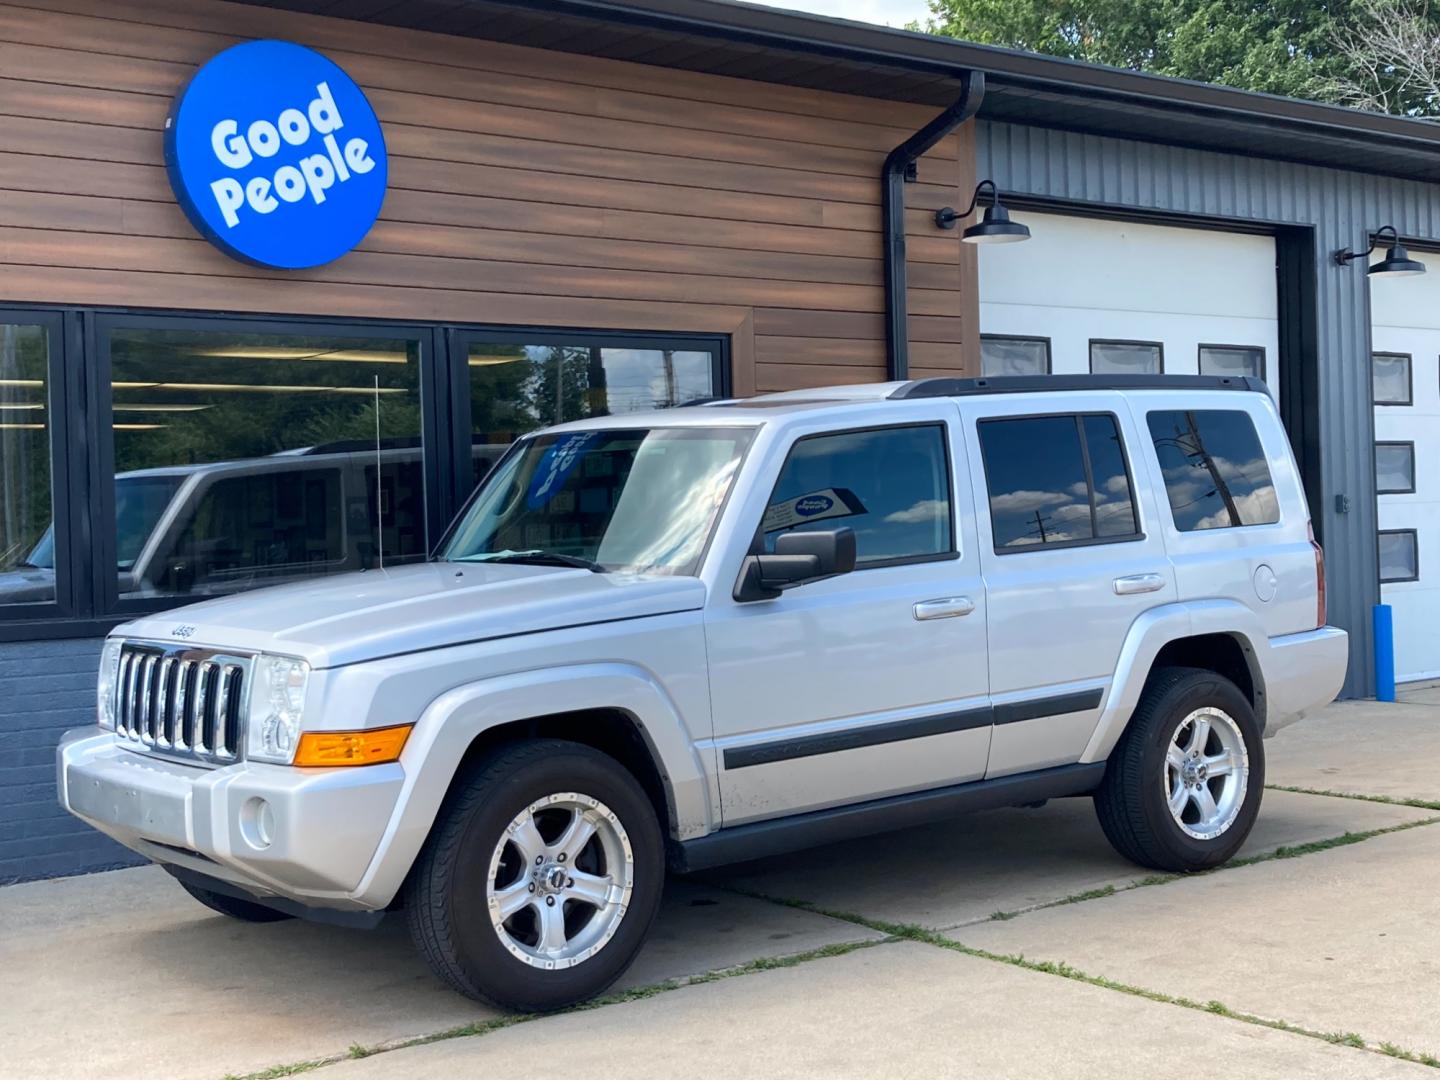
[{"left": 704, "top": 411, "right": 991, "bottom": 825}]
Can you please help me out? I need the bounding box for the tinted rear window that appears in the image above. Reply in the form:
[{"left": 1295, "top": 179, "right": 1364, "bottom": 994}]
[
  {"left": 978, "top": 414, "right": 1140, "bottom": 551},
  {"left": 1146, "top": 410, "right": 1279, "bottom": 531}
]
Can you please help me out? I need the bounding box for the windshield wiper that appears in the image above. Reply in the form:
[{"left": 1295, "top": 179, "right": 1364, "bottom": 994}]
[{"left": 465, "top": 551, "right": 608, "bottom": 573}]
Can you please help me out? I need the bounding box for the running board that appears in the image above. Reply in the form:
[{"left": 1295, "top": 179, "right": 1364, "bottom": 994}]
[{"left": 672, "top": 761, "right": 1108, "bottom": 873}]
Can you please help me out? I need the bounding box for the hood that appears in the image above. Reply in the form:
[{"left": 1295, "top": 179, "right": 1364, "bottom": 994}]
[
  {"left": 0, "top": 566, "right": 56, "bottom": 605},
  {"left": 116, "top": 562, "right": 707, "bottom": 668}
]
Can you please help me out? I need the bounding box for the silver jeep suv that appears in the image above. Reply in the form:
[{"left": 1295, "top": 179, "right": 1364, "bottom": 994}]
[{"left": 59, "top": 374, "right": 1348, "bottom": 1010}]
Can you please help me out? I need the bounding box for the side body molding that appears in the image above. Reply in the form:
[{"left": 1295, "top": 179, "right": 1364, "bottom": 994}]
[
  {"left": 1080, "top": 600, "right": 1268, "bottom": 764},
  {"left": 349, "top": 663, "right": 713, "bottom": 910}
]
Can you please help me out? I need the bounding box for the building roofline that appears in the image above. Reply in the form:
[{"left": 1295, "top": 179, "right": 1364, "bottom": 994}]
[{"left": 527, "top": 0, "right": 1440, "bottom": 152}]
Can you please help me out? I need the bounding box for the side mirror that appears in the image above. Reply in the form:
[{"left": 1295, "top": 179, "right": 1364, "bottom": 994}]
[{"left": 733, "top": 528, "right": 857, "bottom": 602}]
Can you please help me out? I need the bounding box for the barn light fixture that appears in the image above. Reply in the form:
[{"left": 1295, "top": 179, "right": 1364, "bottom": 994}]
[
  {"left": 935, "top": 180, "right": 1031, "bottom": 244},
  {"left": 1333, "top": 225, "right": 1426, "bottom": 278}
]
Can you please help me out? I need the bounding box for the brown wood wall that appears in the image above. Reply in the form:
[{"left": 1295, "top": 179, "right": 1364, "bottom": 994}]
[{"left": 0, "top": 0, "right": 980, "bottom": 393}]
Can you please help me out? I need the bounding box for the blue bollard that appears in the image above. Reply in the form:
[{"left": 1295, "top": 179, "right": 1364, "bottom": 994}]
[{"left": 1373, "top": 603, "right": 1396, "bottom": 703}]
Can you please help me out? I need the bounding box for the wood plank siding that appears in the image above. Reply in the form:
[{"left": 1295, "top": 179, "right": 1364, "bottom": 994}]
[{"left": 0, "top": 0, "right": 980, "bottom": 390}]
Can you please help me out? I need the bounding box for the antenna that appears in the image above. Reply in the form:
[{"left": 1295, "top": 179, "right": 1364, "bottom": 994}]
[{"left": 374, "top": 375, "right": 384, "bottom": 572}]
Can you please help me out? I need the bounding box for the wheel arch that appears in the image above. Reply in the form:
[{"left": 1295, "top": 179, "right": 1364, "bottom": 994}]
[
  {"left": 350, "top": 663, "right": 713, "bottom": 910},
  {"left": 1082, "top": 601, "right": 1270, "bottom": 764}
]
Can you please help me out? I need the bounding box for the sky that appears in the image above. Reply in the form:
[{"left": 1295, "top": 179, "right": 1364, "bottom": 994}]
[{"left": 749, "top": 0, "right": 933, "bottom": 30}]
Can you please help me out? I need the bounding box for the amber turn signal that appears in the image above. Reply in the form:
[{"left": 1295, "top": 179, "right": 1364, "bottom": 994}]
[{"left": 292, "top": 724, "right": 412, "bottom": 767}]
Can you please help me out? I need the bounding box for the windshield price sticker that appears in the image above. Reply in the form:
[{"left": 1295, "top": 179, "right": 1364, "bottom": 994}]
[
  {"left": 762, "top": 487, "right": 866, "bottom": 533},
  {"left": 526, "top": 433, "right": 598, "bottom": 509},
  {"left": 164, "top": 40, "right": 387, "bottom": 269}
]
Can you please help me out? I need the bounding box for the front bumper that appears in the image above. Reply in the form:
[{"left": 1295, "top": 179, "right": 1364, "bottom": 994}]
[{"left": 58, "top": 727, "right": 403, "bottom": 910}]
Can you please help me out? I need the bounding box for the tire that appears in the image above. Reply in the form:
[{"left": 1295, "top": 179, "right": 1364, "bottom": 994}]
[
  {"left": 1094, "top": 666, "right": 1264, "bottom": 873},
  {"left": 179, "top": 881, "right": 294, "bottom": 923},
  {"left": 404, "top": 739, "right": 664, "bottom": 1011}
]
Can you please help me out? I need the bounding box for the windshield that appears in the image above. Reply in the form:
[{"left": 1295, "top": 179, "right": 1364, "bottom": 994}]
[
  {"left": 115, "top": 475, "right": 186, "bottom": 570},
  {"left": 443, "top": 426, "right": 754, "bottom": 575},
  {"left": 18, "top": 474, "right": 186, "bottom": 571}
]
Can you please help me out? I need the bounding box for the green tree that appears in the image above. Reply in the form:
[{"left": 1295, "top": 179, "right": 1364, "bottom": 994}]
[{"left": 916, "top": 0, "right": 1357, "bottom": 101}]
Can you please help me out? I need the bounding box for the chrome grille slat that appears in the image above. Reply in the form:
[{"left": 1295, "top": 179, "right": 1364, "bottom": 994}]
[
  {"left": 139, "top": 655, "right": 157, "bottom": 744},
  {"left": 112, "top": 644, "right": 252, "bottom": 767},
  {"left": 176, "top": 660, "right": 194, "bottom": 750},
  {"left": 194, "top": 662, "right": 214, "bottom": 755},
  {"left": 157, "top": 657, "right": 175, "bottom": 748}
]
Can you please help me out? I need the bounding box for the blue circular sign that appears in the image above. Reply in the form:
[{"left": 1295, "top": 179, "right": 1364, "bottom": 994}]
[{"left": 164, "top": 40, "right": 387, "bottom": 269}]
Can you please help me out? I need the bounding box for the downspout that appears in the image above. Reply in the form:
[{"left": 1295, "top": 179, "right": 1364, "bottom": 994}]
[{"left": 883, "top": 70, "right": 984, "bottom": 381}]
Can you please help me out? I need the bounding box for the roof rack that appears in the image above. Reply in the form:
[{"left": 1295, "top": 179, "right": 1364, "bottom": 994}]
[{"left": 888, "top": 374, "right": 1267, "bottom": 399}]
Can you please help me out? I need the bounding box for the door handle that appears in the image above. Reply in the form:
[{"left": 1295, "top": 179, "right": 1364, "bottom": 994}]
[
  {"left": 913, "top": 596, "right": 976, "bottom": 620},
  {"left": 1113, "top": 573, "right": 1166, "bottom": 596}
]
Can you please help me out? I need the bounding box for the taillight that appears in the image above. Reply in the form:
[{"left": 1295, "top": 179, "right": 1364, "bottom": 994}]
[{"left": 1309, "top": 521, "right": 1326, "bottom": 628}]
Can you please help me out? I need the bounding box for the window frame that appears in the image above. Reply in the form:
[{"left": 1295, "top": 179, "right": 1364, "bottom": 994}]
[
  {"left": 979, "top": 334, "right": 1052, "bottom": 377},
  {"left": 1088, "top": 339, "right": 1165, "bottom": 376},
  {"left": 1198, "top": 343, "right": 1266, "bottom": 383},
  {"left": 0, "top": 308, "right": 78, "bottom": 627},
  {"left": 977, "top": 410, "right": 1145, "bottom": 556},
  {"left": 0, "top": 302, "right": 731, "bottom": 638},
  {"left": 1375, "top": 440, "right": 1417, "bottom": 495},
  {"left": 1378, "top": 528, "right": 1420, "bottom": 584},
  {"left": 91, "top": 311, "right": 446, "bottom": 621},
  {"left": 1372, "top": 351, "right": 1413, "bottom": 406},
  {"left": 756, "top": 421, "right": 959, "bottom": 572}
]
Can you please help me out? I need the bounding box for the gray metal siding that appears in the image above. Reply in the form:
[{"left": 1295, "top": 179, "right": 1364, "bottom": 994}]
[
  {"left": 978, "top": 120, "right": 1440, "bottom": 698},
  {"left": 0, "top": 638, "right": 143, "bottom": 883}
]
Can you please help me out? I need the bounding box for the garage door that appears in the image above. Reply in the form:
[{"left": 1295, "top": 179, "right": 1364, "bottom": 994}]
[
  {"left": 1369, "top": 256, "right": 1440, "bottom": 683},
  {"left": 978, "top": 212, "right": 1279, "bottom": 401}
]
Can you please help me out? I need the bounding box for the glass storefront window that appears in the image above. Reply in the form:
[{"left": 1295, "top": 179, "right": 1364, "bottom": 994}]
[
  {"left": 467, "top": 341, "right": 719, "bottom": 486},
  {"left": 105, "top": 326, "right": 425, "bottom": 600},
  {"left": 0, "top": 323, "right": 55, "bottom": 607}
]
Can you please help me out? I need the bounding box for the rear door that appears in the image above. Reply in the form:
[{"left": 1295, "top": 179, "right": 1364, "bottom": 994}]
[{"left": 962, "top": 394, "right": 1177, "bottom": 777}]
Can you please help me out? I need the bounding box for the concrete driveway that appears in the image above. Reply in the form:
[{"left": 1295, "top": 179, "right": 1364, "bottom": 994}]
[{"left": 4, "top": 698, "right": 1438, "bottom": 1080}]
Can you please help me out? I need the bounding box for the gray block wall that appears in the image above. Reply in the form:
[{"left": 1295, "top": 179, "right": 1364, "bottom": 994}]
[{"left": 0, "top": 638, "right": 143, "bottom": 883}]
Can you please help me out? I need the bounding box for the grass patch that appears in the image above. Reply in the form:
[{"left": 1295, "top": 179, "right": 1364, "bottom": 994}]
[
  {"left": 1267, "top": 784, "right": 1440, "bottom": 813},
  {"left": 724, "top": 891, "right": 1440, "bottom": 1069},
  {"left": 222, "top": 937, "right": 889, "bottom": 1080},
  {"left": 1380, "top": 1042, "right": 1440, "bottom": 1068}
]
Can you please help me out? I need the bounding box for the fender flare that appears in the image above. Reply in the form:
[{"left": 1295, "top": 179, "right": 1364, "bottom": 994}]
[
  {"left": 1080, "top": 600, "right": 1268, "bottom": 764},
  {"left": 350, "top": 662, "right": 713, "bottom": 909}
]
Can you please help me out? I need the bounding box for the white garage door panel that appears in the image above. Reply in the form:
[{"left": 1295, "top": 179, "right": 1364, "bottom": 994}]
[
  {"left": 1370, "top": 258, "right": 1440, "bottom": 682},
  {"left": 980, "top": 212, "right": 1280, "bottom": 393}
]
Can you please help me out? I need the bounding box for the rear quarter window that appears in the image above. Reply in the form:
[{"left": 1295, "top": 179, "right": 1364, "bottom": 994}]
[{"left": 1146, "top": 409, "right": 1279, "bottom": 531}]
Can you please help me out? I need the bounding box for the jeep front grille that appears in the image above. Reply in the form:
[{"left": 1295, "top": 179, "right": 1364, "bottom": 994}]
[{"left": 115, "top": 643, "right": 252, "bottom": 764}]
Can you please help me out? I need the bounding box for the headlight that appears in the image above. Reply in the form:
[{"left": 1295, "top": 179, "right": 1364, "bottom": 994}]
[
  {"left": 97, "top": 638, "right": 124, "bottom": 729},
  {"left": 245, "top": 654, "right": 311, "bottom": 764}
]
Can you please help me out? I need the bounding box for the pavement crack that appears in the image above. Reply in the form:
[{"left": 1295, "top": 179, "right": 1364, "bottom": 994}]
[
  {"left": 220, "top": 937, "right": 895, "bottom": 1080},
  {"left": 972, "top": 814, "right": 1440, "bottom": 924},
  {"left": 724, "top": 888, "right": 1440, "bottom": 1070},
  {"left": 1266, "top": 784, "right": 1440, "bottom": 812}
]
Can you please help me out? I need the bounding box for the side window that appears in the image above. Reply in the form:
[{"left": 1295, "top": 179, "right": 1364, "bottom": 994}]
[
  {"left": 1199, "top": 345, "right": 1265, "bottom": 382},
  {"left": 1147, "top": 409, "right": 1280, "bottom": 531},
  {"left": 763, "top": 425, "right": 952, "bottom": 565},
  {"left": 1090, "top": 340, "right": 1162, "bottom": 375},
  {"left": 1372, "top": 352, "right": 1412, "bottom": 405},
  {"left": 981, "top": 336, "right": 1050, "bottom": 377},
  {"left": 978, "top": 413, "right": 1140, "bottom": 552},
  {"left": 160, "top": 470, "right": 344, "bottom": 595}
]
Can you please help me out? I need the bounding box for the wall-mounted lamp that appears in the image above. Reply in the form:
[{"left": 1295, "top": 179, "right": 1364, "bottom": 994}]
[
  {"left": 935, "top": 180, "right": 1031, "bottom": 244},
  {"left": 1333, "top": 225, "right": 1426, "bottom": 279}
]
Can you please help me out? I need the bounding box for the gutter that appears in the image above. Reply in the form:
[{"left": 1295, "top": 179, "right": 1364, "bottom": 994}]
[{"left": 882, "top": 70, "right": 983, "bottom": 381}]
